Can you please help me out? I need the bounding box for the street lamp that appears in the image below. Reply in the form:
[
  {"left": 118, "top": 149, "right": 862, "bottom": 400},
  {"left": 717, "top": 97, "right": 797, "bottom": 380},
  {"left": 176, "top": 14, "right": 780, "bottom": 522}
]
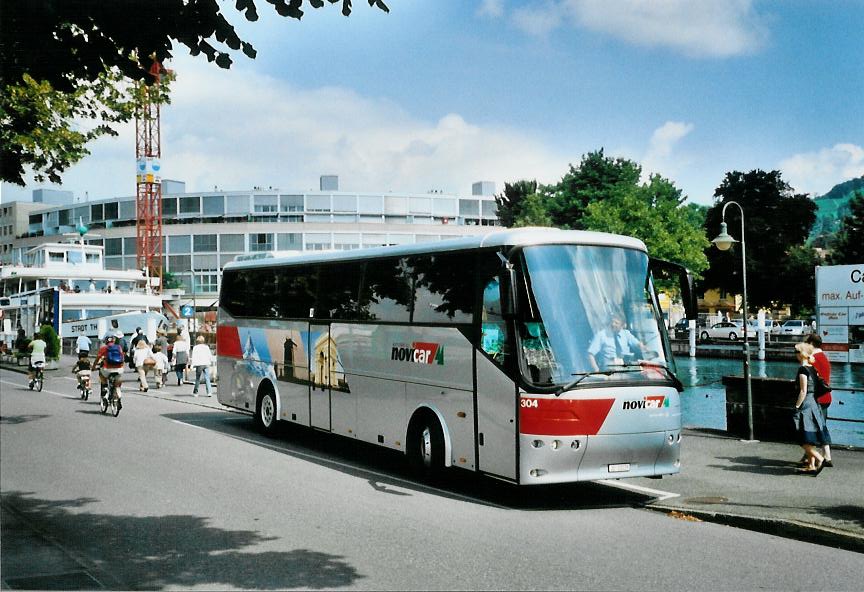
[{"left": 712, "top": 201, "right": 756, "bottom": 442}]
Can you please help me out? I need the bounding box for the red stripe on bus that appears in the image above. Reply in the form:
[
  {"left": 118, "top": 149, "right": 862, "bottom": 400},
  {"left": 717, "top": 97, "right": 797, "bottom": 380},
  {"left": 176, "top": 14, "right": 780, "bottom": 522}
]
[
  {"left": 519, "top": 398, "right": 615, "bottom": 436},
  {"left": 216, "top": 325, "right": 243, "bottom": 358}
]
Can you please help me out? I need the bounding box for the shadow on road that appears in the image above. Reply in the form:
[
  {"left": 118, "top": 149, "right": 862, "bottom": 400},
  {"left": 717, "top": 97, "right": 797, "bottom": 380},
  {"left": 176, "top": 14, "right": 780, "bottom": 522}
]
[
  {"left": 1, "top": 491, "right": 364, "bottom": 590},
  {"left": 162, "top": 411, "right": 654, "bottom": 511},
  {"left": 0, "top": 414, "right": 51, "bottom": 425}
]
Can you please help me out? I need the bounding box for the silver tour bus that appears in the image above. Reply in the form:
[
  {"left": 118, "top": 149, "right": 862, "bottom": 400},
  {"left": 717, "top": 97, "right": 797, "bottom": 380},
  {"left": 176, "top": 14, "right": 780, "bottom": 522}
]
[{"left": 216, "top": 227, "right": 695, "bottom": 484}]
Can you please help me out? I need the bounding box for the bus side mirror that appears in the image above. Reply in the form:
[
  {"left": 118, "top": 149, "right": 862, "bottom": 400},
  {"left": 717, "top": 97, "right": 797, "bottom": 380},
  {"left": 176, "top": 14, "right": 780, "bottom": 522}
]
[
  {"left": 650, "top": 258, "right": 697, "bottom": 320},
  {"left": 500, "top": 266, "right": 519, "bottom": 317}
]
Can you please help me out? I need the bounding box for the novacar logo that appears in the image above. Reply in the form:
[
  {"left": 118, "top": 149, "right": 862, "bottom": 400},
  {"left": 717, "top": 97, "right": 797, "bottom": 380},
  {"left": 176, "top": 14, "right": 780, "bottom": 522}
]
[
  {"left": 391, "top": 342, "right": 444, "bottom": 365},
  {"left": 623, "top": 395, "right": 668, "bottom": 410}
]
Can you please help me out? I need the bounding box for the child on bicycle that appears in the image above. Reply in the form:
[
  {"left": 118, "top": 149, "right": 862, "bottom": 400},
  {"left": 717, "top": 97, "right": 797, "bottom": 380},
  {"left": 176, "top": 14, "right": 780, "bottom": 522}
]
[{"left": 71, "top": 352, "right": 92, "bottom": 394}]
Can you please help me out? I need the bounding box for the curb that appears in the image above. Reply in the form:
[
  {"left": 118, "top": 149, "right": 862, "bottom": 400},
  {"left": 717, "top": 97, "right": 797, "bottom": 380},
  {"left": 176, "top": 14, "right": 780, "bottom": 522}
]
[{"left": 646, "top": 504, "right": 864, "bottom": 554}]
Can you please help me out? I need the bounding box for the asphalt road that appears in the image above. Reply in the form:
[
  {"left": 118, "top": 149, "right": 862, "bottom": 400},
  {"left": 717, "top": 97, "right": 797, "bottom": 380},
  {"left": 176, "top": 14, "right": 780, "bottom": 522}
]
[{"left": 2, "top": 369, "right": 862, "bottom": 590}]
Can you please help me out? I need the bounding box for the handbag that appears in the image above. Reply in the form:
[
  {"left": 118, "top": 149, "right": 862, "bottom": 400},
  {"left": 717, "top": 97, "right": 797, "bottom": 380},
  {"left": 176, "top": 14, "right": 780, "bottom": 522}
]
[{"left": 811, "top": 367, "right": 831, "bottom": 397}]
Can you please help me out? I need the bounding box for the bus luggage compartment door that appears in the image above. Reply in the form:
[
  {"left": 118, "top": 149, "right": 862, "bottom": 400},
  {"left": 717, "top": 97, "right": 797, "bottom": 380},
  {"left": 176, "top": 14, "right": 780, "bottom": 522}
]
[
  {"left": 309, "top": 324, "right": 332, "bottom": 431},
  {"left": 475, "top": 352, "right": 517, "bottom": 480}
]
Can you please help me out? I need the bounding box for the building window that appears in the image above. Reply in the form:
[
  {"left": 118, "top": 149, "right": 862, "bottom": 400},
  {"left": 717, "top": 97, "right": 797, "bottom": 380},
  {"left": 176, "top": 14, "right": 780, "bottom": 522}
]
[
  {"left": 168, "top": 235, "right": 192, "bottom": 254},
  {"left": 168, "top": 254, "right": 192, "bottom": 272},
  {"left": 193, "top": 234, "right": 217, "bottom": 252},
  {"left": 277, "top": 233, "right": 302, "bottom": 251},
  {"left": 194, "top": 273, "right": 219, "bottom": 293},
  {"left": 162, "top": 197, "right": 177, "bottom": 216},
  {"left": 226, "top": 195, "right": 249, "bottom": 214},
  {"left": 123, "top": 237, "right": 136, "bottom": 255},
  {"left": 307, "top": 195, "right": 330, "bottom": 212},
  {"left": 104, "top": 202, "right": 119, "bottom": 220},
  {"left": 58, "top": 209, "right": 70, "bottom": 226},
  {"left": 459, "top": 199, "right": 480, "bottom": 216},
  {"left": 119, "top": 200, "right": 136, "bottom": 220},
  {"left": 193, "top": 254, "right": 219, "bottom": 271},
  {"left": 280, "top": 195, "right": 303, "bottom": 212},
  {"left": 179, "top": 196, "right": 200, "bottom": 214},
  {"left": 249, "top": 233, "right": 273, "bottom": 251},
  {"left": 202, "top": 195, "right": 224, "bottom": 216},
  {"left": 219, "top": 234, "right": 245, "bottom": 252},
  {"left": 253, "top": 195, "right": 278, "bottom": 213},
  {"left": 90, "top": 204, "right": 104, "bottom": 221},
  {"left": 104, "top": 238, "right": 122, "bottom": 256},
  {"left": 48, "top": 251, "right": 64, "bottom": 262}
]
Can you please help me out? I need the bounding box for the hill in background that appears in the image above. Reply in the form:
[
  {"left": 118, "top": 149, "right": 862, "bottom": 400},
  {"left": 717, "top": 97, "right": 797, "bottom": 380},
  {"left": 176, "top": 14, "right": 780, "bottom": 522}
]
[{"left": 809, "top": 176, "right": 864, "bottom": 247}]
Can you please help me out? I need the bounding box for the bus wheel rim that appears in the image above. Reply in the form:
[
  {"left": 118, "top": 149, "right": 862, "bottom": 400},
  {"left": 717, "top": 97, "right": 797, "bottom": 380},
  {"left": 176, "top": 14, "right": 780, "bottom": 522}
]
[
  {"left": 262, "top": 396, "right": 274, "bottom": 426},
  {"left": 421, "top": 426, "right": 432, "bottom": 468}
]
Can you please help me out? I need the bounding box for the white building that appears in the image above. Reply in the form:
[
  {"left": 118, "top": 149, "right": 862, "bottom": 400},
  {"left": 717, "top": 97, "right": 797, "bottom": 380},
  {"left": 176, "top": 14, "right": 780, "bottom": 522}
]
[{"left": 6, "top": 176, "right": 500, "bottom": 302}]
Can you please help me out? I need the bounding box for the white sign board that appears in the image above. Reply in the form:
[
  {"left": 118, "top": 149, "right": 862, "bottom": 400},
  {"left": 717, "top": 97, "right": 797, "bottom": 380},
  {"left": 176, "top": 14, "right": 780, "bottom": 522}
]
[
  {"left": 850, "top": 307, "right": 864, "bottom": 326},
  {"left": 818, "top": 325, "right": 848, "bottom": 344},
  {"left": 816, "top": 265, "right": 864, "bottom": 306},
  {"left": 816, "top": 265, "right": 864, "bottom": 364},
  {"left": 819, "top": 307, "right": 848, "bottom": 326}
]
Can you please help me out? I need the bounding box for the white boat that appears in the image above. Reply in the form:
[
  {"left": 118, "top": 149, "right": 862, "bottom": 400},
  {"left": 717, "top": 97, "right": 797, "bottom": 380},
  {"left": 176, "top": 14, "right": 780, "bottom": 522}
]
[{"left": 0, "top": 237, "right": 168, "bottom": 346}]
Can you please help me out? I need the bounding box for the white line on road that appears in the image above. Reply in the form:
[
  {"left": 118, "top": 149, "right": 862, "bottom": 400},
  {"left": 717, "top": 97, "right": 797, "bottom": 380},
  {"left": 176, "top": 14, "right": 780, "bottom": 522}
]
[
  {"left": 1, "top": 378, "right": 80, "bottom": 400},
  {"left": 597, "top": 478, "right": 680, "bottom": 502}
]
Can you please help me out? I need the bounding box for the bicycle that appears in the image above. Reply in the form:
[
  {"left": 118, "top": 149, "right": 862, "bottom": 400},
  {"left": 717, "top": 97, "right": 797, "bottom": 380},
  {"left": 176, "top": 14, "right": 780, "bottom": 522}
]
[
  {"left": 100, "top": 370, "right": 122, "bottom": 417},
  {"left": 28, "top": 362, "right": 44, "bottom": 392},
  {"left": 77, "top": 375, "right": 92, "bottom": 400}
]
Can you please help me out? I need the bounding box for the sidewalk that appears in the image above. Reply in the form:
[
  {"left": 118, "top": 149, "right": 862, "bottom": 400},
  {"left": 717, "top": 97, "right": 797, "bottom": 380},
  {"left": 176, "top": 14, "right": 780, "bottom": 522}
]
[{"left": 3, "top": 354, "right": 862, "bottom": 554}]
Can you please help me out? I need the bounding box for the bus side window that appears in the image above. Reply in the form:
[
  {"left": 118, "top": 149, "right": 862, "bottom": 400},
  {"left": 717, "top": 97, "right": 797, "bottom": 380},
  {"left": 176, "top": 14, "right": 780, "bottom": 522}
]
[{"left": 481, "top": 277, "right": 507, "bottom": 365}]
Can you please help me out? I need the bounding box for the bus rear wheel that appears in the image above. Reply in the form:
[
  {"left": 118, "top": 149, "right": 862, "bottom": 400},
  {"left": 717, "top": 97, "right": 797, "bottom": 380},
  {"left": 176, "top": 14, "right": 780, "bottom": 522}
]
[
  {"left": 408, "top": 413, "right": 445, "bottom": 481},
  {"left": 255, "top": 387, "right": 278, "bottom": 436}
]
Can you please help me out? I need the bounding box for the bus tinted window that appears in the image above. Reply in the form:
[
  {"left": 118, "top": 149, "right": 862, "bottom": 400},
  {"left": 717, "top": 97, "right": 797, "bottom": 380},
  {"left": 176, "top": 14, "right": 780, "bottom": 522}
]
[
  {"left": 220, "top": 269, "right": 253, "bottom": 317},
  {"left": 409, "top": 252, "right": 474, "bottom": 324},
  {"left": 359, "top": 257, "right": 412, "bottom": 322},
  {"left": 277, "top": 267, "right": 317, "bottom": 319},
  {"left": 316, "top": 262, "right": 364, "bottom": 320}
]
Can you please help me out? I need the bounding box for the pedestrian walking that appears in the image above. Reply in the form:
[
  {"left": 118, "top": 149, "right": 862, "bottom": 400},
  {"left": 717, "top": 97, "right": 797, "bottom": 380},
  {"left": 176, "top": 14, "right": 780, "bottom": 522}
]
[
  {"left": 151, "top": 344, "right": 170, "bottom": 388},
  {"left": 75, "top": 333, "right": 92, "bottom": 356},
  {"left": 805, "top": 333, "right": 834, "bottom": 467},
  {"left": 191, "top": 335, "right": 214, "bottom": 397},
  {"left": 172, "top": 333, "right": 189, "bottom": 386},
  {"left": 133, "top": 340, "right": 155, "bottom": 392},
  {"left": 154, "top": 328, "right": 169, "bottom": 363},
  {"left": 792, "top": 342, "right": 830, "bottom": 475}
]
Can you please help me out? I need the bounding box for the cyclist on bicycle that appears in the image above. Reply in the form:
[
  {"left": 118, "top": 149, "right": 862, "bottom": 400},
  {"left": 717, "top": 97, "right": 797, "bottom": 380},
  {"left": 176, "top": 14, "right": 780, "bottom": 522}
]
[
  {"left": 27, "top": 335, "right": 47, "bottom": 385},
  {"left": 94, "top": 334, "right": 124, "bottom": 409},
  {"left": 71, "top": 352, "right": 92, "bottom": 395}
]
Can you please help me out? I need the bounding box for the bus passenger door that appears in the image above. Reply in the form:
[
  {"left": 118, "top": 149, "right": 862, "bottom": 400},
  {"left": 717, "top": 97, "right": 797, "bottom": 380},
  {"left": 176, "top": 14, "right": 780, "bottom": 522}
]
[
  {"left": 475, "top": 274, "right": 517, "bottom": 480},
  {"left": 309, "top": 323, "right": 332, "bottom": 431}
]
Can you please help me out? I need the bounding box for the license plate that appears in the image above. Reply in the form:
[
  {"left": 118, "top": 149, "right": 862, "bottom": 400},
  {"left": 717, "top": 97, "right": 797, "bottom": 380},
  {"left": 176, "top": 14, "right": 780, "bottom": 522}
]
[{"left": 608, "top": 463, "right": 631, "bottom": 473}]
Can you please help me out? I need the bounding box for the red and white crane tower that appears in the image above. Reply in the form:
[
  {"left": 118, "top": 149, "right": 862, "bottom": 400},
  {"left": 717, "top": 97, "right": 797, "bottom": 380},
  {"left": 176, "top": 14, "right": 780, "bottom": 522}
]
[{"left": 135, "top": 60, "right": 167, "bottom": 293}]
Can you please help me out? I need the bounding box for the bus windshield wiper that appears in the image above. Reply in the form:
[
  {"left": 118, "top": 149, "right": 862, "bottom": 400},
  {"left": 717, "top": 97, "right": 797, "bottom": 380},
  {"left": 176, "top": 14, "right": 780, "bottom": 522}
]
[
  {"left": 615, "top": 361, "right": 683, "bottom": 391},
  {"left": 553, "top": 367, "right": 644, "bottom": 397}
]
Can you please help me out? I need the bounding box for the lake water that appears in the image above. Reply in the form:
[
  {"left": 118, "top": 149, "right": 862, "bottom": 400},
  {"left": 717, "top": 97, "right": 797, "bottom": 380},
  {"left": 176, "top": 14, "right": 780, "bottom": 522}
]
[{"left": 675, "top": 356, "right": 864, "bottom": 448}]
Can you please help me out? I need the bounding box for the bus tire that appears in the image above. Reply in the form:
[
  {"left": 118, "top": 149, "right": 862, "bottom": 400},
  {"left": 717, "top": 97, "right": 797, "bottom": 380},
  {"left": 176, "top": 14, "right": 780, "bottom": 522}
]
[
  {"left": 255, "top": 384, "right": 278, "bottom": 436},
  {"left": 407, "top": 412, "right": 445, "bottom": 481}
]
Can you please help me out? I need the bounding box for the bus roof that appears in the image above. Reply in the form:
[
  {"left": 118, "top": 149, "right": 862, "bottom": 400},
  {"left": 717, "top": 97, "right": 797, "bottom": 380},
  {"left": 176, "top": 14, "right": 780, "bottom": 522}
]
[{"left": 223, "top": 227, "right": 648, "bottom": 270}]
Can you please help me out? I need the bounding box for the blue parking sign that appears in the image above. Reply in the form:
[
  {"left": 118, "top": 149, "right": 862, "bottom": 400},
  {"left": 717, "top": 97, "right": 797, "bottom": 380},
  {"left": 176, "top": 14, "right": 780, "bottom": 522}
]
[{"left": 181, "top": 305, "right": 194, "bottom": 318}]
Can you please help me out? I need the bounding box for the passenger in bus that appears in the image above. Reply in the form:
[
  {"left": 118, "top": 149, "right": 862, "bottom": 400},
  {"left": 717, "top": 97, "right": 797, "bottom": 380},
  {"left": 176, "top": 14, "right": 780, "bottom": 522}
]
[{"left": 587, "top": 315, "right": 645, "bottom": 372}]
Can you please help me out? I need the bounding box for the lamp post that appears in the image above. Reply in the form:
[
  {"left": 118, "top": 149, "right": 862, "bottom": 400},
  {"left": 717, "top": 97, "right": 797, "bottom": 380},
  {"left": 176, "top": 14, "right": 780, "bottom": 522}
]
[{"left": 712, "top": 200, "right": 756, "bottom": 442}]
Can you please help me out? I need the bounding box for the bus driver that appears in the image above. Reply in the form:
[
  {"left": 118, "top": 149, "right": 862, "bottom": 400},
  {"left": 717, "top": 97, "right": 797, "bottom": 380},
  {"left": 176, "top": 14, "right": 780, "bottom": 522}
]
[{"left": 588, "top": 315, "right": 645, "bottom": 372}]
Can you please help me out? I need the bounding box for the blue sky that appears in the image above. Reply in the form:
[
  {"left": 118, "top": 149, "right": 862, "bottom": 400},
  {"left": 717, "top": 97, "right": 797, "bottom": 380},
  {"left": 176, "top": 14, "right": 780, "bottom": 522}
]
[{"left": 2, "top": 0, "right": 862, "bottom": 206}]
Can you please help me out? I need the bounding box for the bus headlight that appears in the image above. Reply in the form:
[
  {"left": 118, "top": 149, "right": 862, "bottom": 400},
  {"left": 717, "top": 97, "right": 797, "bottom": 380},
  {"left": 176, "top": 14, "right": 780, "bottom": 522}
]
[
  {"left": 550, "top": 440, "right": 561, "bottom": 450},
  {"left": 529, "top": 469, "right": 548, "bottom": 477},
  {"left": 531, "top": 440, "right": 544, "bottom": 448}
]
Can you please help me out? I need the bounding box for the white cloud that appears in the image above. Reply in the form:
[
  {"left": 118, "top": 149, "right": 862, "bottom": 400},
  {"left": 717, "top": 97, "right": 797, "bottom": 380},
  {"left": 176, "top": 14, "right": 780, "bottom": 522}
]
[
  {"left": 25, "top": 55, "right": 571, "bottom": 200},
  {"left": 641, "top": 120, "right": 695, "bottom": 181},
  {"left": 477, "top": 0, "right": 505, "bottom": 19},
  {"left": 504, "top": 0, "right": 769, "bottom": 58},
  {"left": 779, "top": 143, "right": 864, "bottom": 196}
]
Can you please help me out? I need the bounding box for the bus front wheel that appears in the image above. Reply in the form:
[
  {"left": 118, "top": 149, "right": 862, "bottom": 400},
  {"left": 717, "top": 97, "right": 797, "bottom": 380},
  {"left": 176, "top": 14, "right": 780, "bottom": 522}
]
[
  {"left": 255, "top": 386, "right": 278, "bottom": 436},
  {"left": 408, "top": 413, "right": 445, "bottom": 480}
]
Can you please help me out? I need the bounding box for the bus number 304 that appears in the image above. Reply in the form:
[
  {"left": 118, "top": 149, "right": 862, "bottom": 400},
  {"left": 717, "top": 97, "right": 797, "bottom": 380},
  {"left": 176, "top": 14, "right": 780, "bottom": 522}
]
[{"left": 520, "top": 399, "right": 539, "bottom": 408}]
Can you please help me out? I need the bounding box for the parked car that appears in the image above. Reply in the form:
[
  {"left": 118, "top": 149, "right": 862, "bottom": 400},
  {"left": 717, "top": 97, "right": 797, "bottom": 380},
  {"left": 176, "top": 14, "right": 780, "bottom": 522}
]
[
  {"left": 776, "top": 319, "right": 811, "bottom": 336},
  {"left": 673, "top": 318, "right": 690, "bottom": 338},
  {"left": 700, "top": 321, "right": 744, "bottom": 342}
]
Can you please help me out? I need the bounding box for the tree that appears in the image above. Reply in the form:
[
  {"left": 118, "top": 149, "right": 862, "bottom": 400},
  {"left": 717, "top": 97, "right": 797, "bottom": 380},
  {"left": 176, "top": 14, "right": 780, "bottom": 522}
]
[
  {"left": 829, "top": 190, "right": 864, "bottom": 264},
  {"left": 780, "top": 245, "right": 822, "bottom": 317},
  {"left": 545, "top": 149, "right": 642, "bottom": 229},
  {"left": 582, "top": 174, "right": 710, "bottom": 276},
  {"left": 512, "top": 193, "right": 554, "bottom": 228},
  {"left": 494, "top": 180, "right": 539, "bottom": 227},
  {"left": 701, "top": 170, "right": 817, "bottom": 311},
  {"left": 39, "top": 324, "right": 61, "bottom": 361},
  {"left": 1, "top": 0, "right": 389, "bottom": 185}
]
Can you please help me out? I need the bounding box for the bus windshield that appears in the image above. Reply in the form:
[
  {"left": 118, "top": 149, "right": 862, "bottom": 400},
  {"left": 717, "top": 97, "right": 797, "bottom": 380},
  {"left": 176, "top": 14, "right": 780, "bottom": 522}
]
[{"left": 517, "top": 244, "right": 675, "bottom": 389}]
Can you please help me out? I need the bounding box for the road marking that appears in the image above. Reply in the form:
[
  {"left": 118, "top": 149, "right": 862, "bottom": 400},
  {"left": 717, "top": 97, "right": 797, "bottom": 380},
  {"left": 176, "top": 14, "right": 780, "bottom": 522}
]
[
  {"left": 597, "top": 478, "right": 680, "bottom": 502},
  {"left": 170, "top": 417, "right": 510, "bottom": 509},
  {"left": 0, "top": 378, "right": 79, "bottom": 400}
]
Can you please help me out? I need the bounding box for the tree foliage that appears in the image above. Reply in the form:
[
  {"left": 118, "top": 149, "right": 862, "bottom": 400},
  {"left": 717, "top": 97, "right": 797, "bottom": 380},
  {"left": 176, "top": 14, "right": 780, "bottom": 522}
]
[
  {"left": 701, "top": 170, "right": 817, "bottom": 311},
  {"left": 0, "top": 0, "right": 389, "bottom": 185},
  {"left": 494, "top": 180, "right": 539, "bottom": 228},
  {"left": 582, "top": 174, "right": 709, "bottom": 276},
  {"left": 829, "top": 190, "right": 864, "bottom": 264},
  {"left": 545, "top": 149, "right": 642, "bottom": 230}
]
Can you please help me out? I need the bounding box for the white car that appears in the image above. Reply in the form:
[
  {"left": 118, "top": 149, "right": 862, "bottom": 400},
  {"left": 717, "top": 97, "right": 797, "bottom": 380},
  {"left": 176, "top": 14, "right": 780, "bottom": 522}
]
[
  {"left": 700, "top": 321, "right": 744, "bottom": 342},
  {"left": 776, "top": 319, "right": 811, "bottom": 336}
]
